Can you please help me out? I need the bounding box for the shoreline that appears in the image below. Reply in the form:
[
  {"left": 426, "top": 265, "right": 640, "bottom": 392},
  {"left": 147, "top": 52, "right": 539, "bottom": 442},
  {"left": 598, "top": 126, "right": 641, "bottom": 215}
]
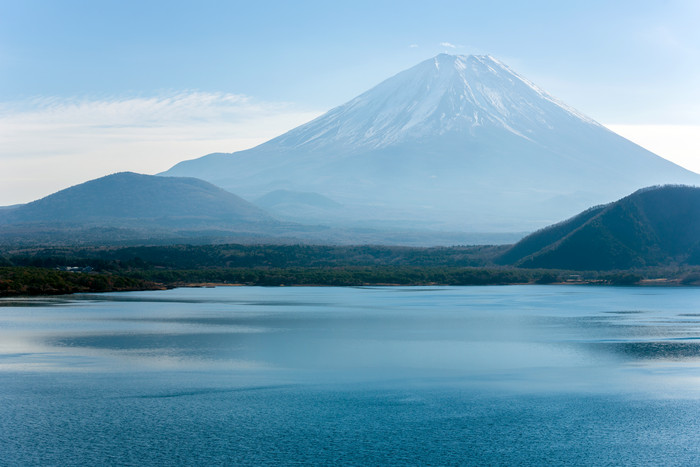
[{"left": 2, "top": 280, "right": 696, "bottom": 299}]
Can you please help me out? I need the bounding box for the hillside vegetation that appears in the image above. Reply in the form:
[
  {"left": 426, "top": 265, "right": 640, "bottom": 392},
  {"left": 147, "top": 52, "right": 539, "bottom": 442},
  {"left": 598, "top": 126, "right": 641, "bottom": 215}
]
[
  {"left": 0, "top": 267, "right": 158, "bottom": 297},
  {"left": 0, "top": 172, "right": 275, "bottom": 229},
  {"left": 501, "top": 186, "right": 700, "bottom": 270},
  {"left": 2, "top": 185, "right": 700, "bottom": 294},
  {"left": 2, "top": 242, "right": 699, "bottom": 291}
]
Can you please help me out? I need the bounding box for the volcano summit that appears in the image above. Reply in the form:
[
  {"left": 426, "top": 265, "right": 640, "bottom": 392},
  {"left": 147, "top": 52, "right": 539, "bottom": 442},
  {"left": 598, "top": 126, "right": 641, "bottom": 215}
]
[{"left": 164, "top": 54, "right": 700, "bottom": 232}]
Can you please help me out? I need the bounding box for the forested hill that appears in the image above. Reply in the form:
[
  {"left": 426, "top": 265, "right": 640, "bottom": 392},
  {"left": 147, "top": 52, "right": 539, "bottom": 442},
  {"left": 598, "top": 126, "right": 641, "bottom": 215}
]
[
  {"left": 499, "top": 185, "right": 700, "bottom": 270},
  {"left": 0, "top": 172, "right": 274, "bottom": 228}
]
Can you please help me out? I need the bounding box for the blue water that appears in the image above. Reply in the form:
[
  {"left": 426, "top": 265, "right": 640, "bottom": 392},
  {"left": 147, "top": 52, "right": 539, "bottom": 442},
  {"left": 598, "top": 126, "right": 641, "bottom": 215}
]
[{"left": 2, "top": 286, "right": 700, "bottom": 465}]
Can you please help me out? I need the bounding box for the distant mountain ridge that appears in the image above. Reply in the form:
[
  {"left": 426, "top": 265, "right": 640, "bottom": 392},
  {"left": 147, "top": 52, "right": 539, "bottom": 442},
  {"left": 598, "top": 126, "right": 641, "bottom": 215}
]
[
  {"left": 0, "top": 173, "right": 280, "bottom": 243},
  {"left": 0, "top": 172, "right": 520, "bottom": 247},
  {"left": 250, "top": 189, "right": 342, "bottom": 224},
  {"left": 254, "top": 189, "right": 341, "bottom": 210},
  {"left": 499, "top": 185, "right": 700, "bottom": 270},
  {"left": 163, "top": 54, "right": 700, "bottom": 232}
]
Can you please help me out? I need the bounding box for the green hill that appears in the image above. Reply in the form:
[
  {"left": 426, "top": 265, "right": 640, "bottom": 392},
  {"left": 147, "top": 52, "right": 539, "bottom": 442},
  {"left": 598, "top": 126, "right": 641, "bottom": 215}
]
[
  {"left": 499, "top": 185, "right": 700, "bottom": 270},
  {"left": 0, "top": 172, "right": 278, "bottom": 241}
]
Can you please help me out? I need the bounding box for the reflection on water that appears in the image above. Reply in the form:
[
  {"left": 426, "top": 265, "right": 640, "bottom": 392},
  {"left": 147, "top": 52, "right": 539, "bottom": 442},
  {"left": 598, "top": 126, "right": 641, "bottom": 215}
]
[
  {"left": 2, "top": 285, "right": 700, "bottom": 464},
  {"left": 2, "top": 286, "right": 700, "bottom": 384}
]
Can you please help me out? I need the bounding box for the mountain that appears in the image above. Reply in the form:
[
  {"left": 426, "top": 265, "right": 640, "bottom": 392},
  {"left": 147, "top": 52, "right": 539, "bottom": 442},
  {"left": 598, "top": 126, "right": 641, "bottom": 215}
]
[
  {"left": 0, "top": 172, "right": 277, "bottom": 242},
  {"left": 255, "top": 190, "right": 342, "bottom": 211},
  {"left": 0, "top": 172, "right": 520, "bottom": 247},
  {"left": 253, "top": 189, "right": 342, "bottom": 224},
  {"left": 499, "top": 185, "right": 700, "bottom": 270},
  {"left": 162, "top": 54, "right": 700, "bottom": 232}
]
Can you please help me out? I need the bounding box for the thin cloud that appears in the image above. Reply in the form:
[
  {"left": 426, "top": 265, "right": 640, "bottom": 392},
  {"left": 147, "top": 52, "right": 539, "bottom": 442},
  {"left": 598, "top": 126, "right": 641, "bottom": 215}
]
[
  {"left": 0, "top": 92, "right": 322, "bottom": 204},
  {"left": 440, "top": 42, "right": 457, "bottom": 49},
  {"left": 409, "top": 44, "right": 419, "bottom": 48}
]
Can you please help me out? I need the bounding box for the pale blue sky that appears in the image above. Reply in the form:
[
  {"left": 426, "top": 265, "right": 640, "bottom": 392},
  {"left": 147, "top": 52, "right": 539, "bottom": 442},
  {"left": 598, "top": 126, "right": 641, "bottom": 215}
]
[{"left": 1, "top": 0, "right": 699, "bottom": 204}]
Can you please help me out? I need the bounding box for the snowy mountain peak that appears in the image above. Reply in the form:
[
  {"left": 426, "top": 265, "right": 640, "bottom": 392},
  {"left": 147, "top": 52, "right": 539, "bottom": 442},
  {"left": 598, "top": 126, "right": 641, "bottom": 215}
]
[
  {"left": 268, "top": 54, "right": 600, "bottom": 152},
  {"left": 162, "top": 54, "right": 700, "bottom": 233}
]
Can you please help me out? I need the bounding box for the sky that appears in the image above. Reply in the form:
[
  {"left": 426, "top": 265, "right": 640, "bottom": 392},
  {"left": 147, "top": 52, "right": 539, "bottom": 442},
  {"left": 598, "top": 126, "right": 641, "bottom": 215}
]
[{"left": 1, "top": 0, "right": 699, "bottom": 205}]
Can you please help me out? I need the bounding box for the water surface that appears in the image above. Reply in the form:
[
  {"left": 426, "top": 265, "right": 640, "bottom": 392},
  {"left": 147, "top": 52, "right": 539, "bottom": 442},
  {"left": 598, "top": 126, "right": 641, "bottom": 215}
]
[{"left": 2, "top": 286, "right": 700, "bottom": 464}]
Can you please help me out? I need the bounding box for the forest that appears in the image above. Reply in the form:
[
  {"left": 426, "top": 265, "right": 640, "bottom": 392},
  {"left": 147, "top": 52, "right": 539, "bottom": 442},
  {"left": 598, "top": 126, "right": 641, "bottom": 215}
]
[{"left": 1, "top": 242, "right": 698, "bottom": 296}]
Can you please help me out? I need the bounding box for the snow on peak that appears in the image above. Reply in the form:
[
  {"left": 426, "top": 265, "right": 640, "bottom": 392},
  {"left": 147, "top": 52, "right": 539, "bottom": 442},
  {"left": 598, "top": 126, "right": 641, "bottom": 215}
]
[{"left": 269, "top": 54, "right": 602, "bottom": 152}]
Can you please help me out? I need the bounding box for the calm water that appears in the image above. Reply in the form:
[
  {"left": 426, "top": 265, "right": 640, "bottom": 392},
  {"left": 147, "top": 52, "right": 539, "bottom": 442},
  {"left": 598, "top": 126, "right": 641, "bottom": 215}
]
[{"left": 2, "top": 285, "right": 700, "bottom": 465}]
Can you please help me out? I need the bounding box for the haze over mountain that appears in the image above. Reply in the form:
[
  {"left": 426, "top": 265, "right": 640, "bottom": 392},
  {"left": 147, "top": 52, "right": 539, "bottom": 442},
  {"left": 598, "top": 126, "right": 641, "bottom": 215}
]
[
  {"left": 253, "top": 189, "right": 343, "bottom": 223},
  {"left": 0, "top": 172, "right": 521, "bottom": 247},
  {"left": 499, "top": 185, "right": 700, "bottom": 270},
  {"left": 0, "top": 172, "right": 278, "bottom": 243},
  {"left": 164, "top": 54, "right": 700, "bottom": 232}
]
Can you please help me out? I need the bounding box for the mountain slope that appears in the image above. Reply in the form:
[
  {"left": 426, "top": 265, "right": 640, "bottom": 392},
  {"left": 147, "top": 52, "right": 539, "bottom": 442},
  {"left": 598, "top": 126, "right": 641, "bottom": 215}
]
[
  {"left": 500, "top": 185, "right": 700, "bottom": 270},
  {"left": 2, "top": 172, "right": 520, "bottom": 247},
  {"left": 163, "top": 54, "right": 700, "bottom": 231},
  {"left": 496, "top": 204, "right": 607, "bottom": 265},
  {"left": 253, "top": 190, "right": 343, "bottom": 224},
  {"left": 255, "top": 190, "right": 342, "bottom": 210},
  {"left": 0, "top": 172, "right": 275, "bottom": 229}
]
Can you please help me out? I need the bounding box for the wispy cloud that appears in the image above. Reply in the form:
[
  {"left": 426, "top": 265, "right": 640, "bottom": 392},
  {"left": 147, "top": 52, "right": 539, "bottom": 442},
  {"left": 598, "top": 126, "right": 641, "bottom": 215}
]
[
  {"left": 0, "top": 92, "right": 322, "bottom": 204},
  {"left": 440, "top": 42, "right": 457, "bottom": 49},
  {"left": 409, "top": 44, "right": 419, "bottom": 48}
]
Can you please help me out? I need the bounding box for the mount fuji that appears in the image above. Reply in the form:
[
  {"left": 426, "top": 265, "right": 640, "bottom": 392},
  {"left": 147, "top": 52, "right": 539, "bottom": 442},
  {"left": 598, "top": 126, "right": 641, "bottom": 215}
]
[{"left": 163, "top": 54, "right": 700, "bottom": 232}]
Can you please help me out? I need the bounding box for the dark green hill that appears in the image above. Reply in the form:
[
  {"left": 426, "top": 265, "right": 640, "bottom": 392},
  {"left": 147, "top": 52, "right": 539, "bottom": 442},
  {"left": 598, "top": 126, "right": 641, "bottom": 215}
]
[
  {"left": 496, "top": 204, "right": 606, "bottom": 265},
  {"left": 499, "top": 185, "right": 700, "bottom": 270},
  {"left": 0, "top": 172, "right": 276, "bottom": 233}
]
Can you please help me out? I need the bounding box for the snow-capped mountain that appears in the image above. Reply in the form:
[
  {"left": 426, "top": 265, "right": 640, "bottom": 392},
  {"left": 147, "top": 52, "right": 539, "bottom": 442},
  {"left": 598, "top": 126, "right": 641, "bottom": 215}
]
[
  {"left": 163, "top": 54, "right": 700, "bottom": 231},
  {"left": 268, "top": 54, "right": 598, "bottom": 151}
]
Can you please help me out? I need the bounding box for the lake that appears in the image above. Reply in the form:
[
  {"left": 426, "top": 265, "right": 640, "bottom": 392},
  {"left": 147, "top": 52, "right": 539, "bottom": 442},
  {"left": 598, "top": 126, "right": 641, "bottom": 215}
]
[{"left": 2, "top": 285, "right": 700, "bottom": 465}]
